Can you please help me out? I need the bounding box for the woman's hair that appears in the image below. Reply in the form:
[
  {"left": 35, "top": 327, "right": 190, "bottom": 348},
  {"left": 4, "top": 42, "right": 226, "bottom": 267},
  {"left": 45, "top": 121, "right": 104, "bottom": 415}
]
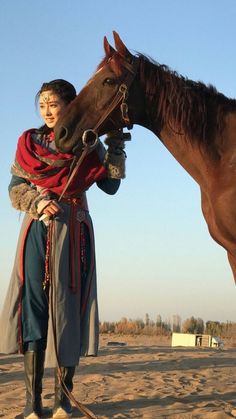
[
  {"left": 35, "top": 79, "right": 77, "bottom": 134},
  {"left": 36, "top": 79, "right": 77, "bottom": 105}
]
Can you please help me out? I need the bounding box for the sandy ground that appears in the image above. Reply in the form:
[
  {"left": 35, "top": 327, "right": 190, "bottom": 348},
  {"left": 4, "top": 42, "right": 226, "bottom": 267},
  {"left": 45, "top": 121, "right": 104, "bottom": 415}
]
[{"left": 1, "top": 334, "right": 236, "bottom": 418}]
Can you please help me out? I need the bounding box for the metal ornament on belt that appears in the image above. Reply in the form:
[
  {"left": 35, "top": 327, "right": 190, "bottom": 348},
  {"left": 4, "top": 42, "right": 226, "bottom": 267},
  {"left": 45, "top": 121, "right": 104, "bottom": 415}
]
[{"left": 76, "top": 209, "right": 86, "bottom": 222}]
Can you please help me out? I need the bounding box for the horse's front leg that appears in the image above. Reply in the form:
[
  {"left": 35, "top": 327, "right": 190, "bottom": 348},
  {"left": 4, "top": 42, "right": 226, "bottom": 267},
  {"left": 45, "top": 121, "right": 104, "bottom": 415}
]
[
  {"left": 201, "top": 187, "right": 236, "bottom": 281},
  {"left": 227, "top": 252, "right": 236, "bottom": 283}
]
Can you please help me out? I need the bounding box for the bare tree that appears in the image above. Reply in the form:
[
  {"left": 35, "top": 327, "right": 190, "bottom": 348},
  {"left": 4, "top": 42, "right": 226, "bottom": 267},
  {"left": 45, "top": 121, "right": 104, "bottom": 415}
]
[{"left": 182, "top": 316, "right": 204, "bottom": 334}]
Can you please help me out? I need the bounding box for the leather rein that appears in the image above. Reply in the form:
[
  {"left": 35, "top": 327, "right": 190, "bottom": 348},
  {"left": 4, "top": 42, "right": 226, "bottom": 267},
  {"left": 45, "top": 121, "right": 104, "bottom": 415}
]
[{"left": 49, "top": 57, "right": 138, "bottom": 419}]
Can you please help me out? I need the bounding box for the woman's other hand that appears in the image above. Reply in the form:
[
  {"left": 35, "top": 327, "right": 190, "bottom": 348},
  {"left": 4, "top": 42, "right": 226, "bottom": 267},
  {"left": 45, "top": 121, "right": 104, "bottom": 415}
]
[{"left": 42, "top": 200, "right": 63, "bottom": 217}]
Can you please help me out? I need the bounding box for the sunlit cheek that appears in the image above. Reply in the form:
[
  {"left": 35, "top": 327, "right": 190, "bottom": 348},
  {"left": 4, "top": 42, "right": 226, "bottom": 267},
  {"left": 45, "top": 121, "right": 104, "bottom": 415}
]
[
  {"left": 94, "top": 95, "right": 103, "bottom": 110},
  {"left": 95, "top": 88, "right": 116, "bottom": 111}
]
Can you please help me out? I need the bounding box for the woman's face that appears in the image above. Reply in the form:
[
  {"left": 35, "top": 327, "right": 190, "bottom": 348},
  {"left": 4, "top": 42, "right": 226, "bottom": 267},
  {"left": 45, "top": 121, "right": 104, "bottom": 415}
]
[{"left": 39, "top": 90, "right": 67, "bottom": 128}]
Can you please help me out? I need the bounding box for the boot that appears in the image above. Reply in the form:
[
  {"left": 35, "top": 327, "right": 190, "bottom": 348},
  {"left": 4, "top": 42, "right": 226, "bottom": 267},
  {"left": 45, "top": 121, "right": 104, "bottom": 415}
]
[
  {"left": 23, "top": 351, "right": 45, "bottom": 419},
  {"left": 52, "top": 366, "right": 76, "bottom": 418}
]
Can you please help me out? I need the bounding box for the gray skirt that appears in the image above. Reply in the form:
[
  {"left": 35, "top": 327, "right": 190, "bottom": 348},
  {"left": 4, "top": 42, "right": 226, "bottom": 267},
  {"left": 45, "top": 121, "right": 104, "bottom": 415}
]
[{"left": 0, "top": 202, "right": 99, "bottom": 367}]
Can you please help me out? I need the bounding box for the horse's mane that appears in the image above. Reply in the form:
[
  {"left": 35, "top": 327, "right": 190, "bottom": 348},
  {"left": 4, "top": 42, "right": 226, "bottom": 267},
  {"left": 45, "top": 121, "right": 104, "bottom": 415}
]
[
  {"left": 136, "top": 53, "right": 236, "bottom": 155},
  {"left": 97, "top": 51, "right": 236, "bottom": 156}
]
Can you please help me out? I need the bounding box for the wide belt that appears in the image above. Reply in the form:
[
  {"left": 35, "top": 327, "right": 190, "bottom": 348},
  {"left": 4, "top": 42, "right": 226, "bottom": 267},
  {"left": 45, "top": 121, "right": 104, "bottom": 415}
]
[{"left": 57, "top": 194, "right": 89, "bottom": 211}]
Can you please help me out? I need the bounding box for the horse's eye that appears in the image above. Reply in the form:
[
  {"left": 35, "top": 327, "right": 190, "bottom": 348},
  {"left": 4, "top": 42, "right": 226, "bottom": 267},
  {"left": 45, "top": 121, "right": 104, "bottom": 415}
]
[{"left": 103, "top": 78, "right": 116, "bottom": 86}]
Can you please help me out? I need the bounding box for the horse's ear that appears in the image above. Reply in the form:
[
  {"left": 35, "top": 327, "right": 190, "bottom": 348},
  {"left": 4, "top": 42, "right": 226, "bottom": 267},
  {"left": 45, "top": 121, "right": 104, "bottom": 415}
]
[
  {"left": 113, "top": 31, "right": 133, "bottom": 61},
  {"left": 104, "top": 36, "right": 116, "bottom": 58}
]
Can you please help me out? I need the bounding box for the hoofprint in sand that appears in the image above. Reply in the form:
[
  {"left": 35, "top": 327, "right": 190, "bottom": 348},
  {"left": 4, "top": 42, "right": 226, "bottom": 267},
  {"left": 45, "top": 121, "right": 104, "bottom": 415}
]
[{"left": 1, "top": 335, "right": 236, "bottom": 418}]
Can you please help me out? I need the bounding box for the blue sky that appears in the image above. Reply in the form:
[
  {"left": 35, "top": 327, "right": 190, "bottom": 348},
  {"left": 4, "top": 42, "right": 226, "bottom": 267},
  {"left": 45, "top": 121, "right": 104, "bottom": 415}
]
[{"left": 1, "top": 0, "right": 236, "bottom": 325}]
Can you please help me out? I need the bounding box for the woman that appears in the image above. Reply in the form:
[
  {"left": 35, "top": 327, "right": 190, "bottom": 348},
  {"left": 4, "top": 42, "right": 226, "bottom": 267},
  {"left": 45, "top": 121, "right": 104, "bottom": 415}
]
[{"left": 0, "top": 79, "right": 127, "bottom": 419}]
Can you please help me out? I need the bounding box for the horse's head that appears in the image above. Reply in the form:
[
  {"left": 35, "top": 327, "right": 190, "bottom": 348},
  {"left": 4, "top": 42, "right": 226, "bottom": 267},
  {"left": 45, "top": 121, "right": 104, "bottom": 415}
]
[{"left": 54, "top": 32, "right": 146, "bottom": 154}]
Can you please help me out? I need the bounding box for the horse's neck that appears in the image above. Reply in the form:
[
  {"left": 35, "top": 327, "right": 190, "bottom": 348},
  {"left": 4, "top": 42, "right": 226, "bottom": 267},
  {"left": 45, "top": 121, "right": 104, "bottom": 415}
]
[
  {"left": 137, "top": 60, "right": 216, "bottom": 189},
  {"left": 137, "top": 60, "right": 236, "bottom": 190},
  {"left": 150, "top": 121, "right": 213, "bottom": 189}
]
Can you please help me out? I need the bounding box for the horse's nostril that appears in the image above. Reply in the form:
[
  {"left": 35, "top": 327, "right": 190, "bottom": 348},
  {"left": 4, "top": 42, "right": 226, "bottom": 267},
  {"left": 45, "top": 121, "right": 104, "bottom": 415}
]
[{"left": 58, "top": 126, "right": 68, "bottom": 141}]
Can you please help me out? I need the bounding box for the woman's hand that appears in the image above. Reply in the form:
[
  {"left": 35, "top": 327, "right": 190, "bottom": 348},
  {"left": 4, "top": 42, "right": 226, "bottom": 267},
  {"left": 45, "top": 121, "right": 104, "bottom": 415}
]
[
  {"left": 38, "top": 199, "right": 63, "bottom": 221},
  {"left": 42, "top": 200, "right": 62, "bottom": 217}
]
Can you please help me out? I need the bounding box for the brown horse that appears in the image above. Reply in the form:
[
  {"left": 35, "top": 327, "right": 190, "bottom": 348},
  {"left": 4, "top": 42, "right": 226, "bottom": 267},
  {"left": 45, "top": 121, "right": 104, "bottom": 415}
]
[{"left": 54, "top": 31, "right": 236, "bottom": 282}]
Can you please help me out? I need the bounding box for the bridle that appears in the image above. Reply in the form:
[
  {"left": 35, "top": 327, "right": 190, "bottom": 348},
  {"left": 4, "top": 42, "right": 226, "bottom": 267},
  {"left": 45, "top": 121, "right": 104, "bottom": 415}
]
[
  {"left": 58, "top": 56, "right": 139, "bottom": 200},
  {"left": 91, "top": 57, "right": 139, "bottom": 134}
]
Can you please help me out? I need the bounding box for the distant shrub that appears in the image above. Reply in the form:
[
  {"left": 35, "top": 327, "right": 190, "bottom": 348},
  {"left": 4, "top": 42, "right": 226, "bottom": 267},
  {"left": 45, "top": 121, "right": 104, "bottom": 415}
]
[{"left": 99, "top": 315, "right": 236, "bottom": 339}]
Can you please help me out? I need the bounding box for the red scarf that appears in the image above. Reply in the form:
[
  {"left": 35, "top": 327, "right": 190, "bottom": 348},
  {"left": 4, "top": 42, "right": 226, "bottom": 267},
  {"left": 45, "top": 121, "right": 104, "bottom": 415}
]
[{"left": 12, "top": 129, "right": 107, "bottom": 196}]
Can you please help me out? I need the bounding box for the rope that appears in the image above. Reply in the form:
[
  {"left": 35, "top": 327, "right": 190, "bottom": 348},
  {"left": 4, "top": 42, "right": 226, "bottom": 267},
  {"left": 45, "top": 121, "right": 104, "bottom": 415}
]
[{"left": 46, "top": 59, "right": 139, "bottom": 417}]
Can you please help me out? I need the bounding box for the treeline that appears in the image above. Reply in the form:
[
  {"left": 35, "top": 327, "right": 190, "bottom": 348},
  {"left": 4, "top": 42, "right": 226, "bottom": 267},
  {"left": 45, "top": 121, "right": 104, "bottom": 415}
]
[{"left": 99, "top": 314, "right": 236, "bottom": 338}]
